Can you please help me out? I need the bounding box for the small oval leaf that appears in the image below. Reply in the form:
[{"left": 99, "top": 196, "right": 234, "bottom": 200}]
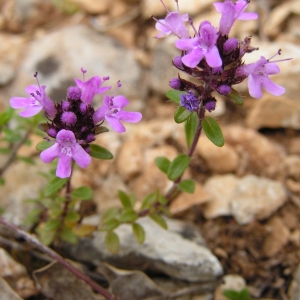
[
  {"left": 71, "top": 186, "right": 93, "bottom": 200},
  {"left": 155, "top": 156, "right": 171, "bottom": 174},
  {"left": 166, "top": 90, "right": 186, "bottom": 104},
  {"left": 132, "top": 223, "right": 145, "bottom": 244},
  {"left": 174, "top": 106, "right": 192, "bottom": 124},
  {"left": 119, "top": 208, "right": 138, "bottom": 223},
  {"left": 90, "top": 144, "right": 113, "bottom": 160},
  {"left": 95, "top": 126, "right": 109, "bottom": 135},
  {"left": 44, "top": 177, "right": 68, "bottom": 197},
  {"left": 167, "top": 154, "right": 191, "bottom": 181},
  {"left": 101, "top": 207, "right": 119, "bottom": 223},
  {"left": 178, "top": 179, "right": 195, "bottom": 194},
  {"left": 228, "top": 88, "right": 244, "bottom": 106},
  {"left": 105, "top": 231, "right": 119, "bottom": 254},
  {"left": 202, "top": 117, "right": 224, "bottom": 147},
  {"left": 101, "top": 218, "right": 120, "bottom": 231},
  {"left": 36, "top": 140, "right": 52, "bottom": 151},
  {"left": 185, "top": 112, "right": 198, "bottom": 148},
  {"left": 118, "top": 190, "right": 132, "bottom": 208},
  {"left": 149, "top": 214, "right": 168, "bottom": 229}
]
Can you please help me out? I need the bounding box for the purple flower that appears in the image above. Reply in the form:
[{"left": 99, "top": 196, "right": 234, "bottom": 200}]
[
  {"left": 10, "top": 83, "right": 56, "bottom": 118},
  {"left": 74, "top": 69, "right": 111, "bottom": 104},
  {"left": 180, "top": 92, "right": 199, "bottom": 112},
  {"left": 236, "top": 56, "right": 285, "bottom": 98},
  {"left": 175, "top": 21, "right": 222, "bottom": 68},
  {"left": 155, "top": 12, "right": 190, "bottom": 39},
  {"left": 40, "top": 129, "right": 91, "bottom": 178},
  {"left": 93, "top": 95, "right": 142, "bottom": 133},
  {"left": 214, "top": 0, "right": 258, "bottom": 35}
]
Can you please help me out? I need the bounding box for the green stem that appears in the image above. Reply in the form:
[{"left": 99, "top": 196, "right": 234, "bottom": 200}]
[{"left": 165, "top": 105, "right": 206, "bottom": 202}]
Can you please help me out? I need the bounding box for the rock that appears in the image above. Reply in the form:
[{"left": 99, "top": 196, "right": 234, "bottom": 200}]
[
  {"left": 246, "top": 96, "right": 300, "bottom": 130},
  {"left": 169, "top": 183, "right": 211, "bottom": 216},
  {"left": 288, "top": 263, "right": 300, "bottom": 300},
  {"left": 129, "top": 145, "right": 178, "bottom": 200},
  {"left": 203, "top": 175, "right": 239, "bottom": 219},
  {"left": 65, "top": 217, "right": 223, "bottom": 282},
  {"left": 0, "top": 160, "right": 48, "bottom": 227},
  {"left": 0, "top": 248, "right": 27, "bottom": 278},
  {"left": 33, "top": 261, "right": 104, "bottom": 300},
  {"left": 222, "top": 125, "right": 286, "bottom": 178},
  {"left": 196, "top": 136, "right": 239, "bottom": 174},
  {"left": 283, "top": 155, "right": 300, "bottom": 179},
  {"left": 0, "top": 277, "right": 23, "bottom": 300},
  {"left": 0, "top": 62, "right": 15, "bottom": 86},
  {"left": 230, "top": 175, "right": 287, "bottom": 225},
  {"left": 71, "top": 0, "right": 110, "bottom": 14},
  {"left": 214, "top": 274, "right": 246, "bottom": 300},
  {"left": 10, "top": 25, "right": 143, "bottom": 105},
  {"left": 262, "top": 216, "right": 290, "bottom": 257},
  {"left": 203, "top": 175, "right": 288, "bottom": 224},
  {"left": 116, "top": 139, "right": 144, "bottom": 181}
]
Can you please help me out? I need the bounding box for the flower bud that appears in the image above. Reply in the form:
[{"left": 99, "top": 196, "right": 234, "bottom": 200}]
[
  {"left": 205, "top": 100, "right": 216, "bottom": 112},
  {"left": 180, "top": 91, "right": 199, "bottom": 112},
  {"left": 80, "top": 103, "right": 87, "bottom": 115},
  {"left": 173, "top": 56, "right": 184, "bottom": 69},
  {"left": 61, "top": 112, "right": 77, "bottom": 125},
  {"left": 224, "top": 38, "right": 239, "bottom": 54},
  {"left": 86, "top": 134, "right": 95, "bottom": 143},
  {"left": 217, "top": 85, "right": 231, "bottom": 96},
  {"left": 62, "top": 101, "right": 70, "bottom": 111},
  {"left": 48, "top": 127, "right": 57, "bottom": 138},
  {"left": 169, "top": 78, "right": 181, "bottom": 90},
  {"left": 67, "top": 86, "right": 81, "bottom": 100}
]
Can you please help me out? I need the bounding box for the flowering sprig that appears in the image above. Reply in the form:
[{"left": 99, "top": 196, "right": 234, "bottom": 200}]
[{"left": 10, "top": 70, "right": 142, "bottom": 178}]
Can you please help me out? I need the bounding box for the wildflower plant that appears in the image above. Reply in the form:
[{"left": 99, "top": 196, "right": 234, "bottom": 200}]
[{"left": 0, "top": 0, "right": 290, "bottom": 299}]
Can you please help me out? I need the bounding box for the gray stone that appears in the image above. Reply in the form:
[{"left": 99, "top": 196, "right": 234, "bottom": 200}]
[
  {"left": 288, "top": 263, "right": 300, "bottom": 300},
  {"left": 0, "top": 62, "right": 15, "bottom": 86},
  {"left": 0, "top": 277, "right": 23, "bottom": 300},
  {"left": 12, "top": 25, "right": 143, "bottom": 104},
  {"left": 65, "top": 217, "right": 223, "bottom": 282}
]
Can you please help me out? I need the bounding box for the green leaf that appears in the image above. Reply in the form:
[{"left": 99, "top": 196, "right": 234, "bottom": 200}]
[
  {"left": 167, "top": 154, "right": 191, "bottom": 181},
  {"left": 178, "top": 179, "right": 195, "bottom": 194},
  {"left": 101, "top": 218, "right": 120, "bottom": 231},
  {"left": 202, "top": 116, "right": 224, "bottom": 147},
  {"left": 0, "top": 107, "right": 14, "bottom": 126},
  {"left": 44, "top": 177, "right": 68, "bottom": 197},
  {"left": 17, "top": 156, "right": 35, "bottom": 165},
  {"left": 223, "top": 288, "right": 251, "bottom": 300},
  {"left": 24, "top": 208, "right": 43, "bottom": 225},
  {"left": 141, "top": 192, "right": 157, "bottom": 210},
  {"left": 105, "top": 231, "right": 119, "bottom": 254},
  {"left": 0, "top": 178, "right": 4, "bottom": 186},
  {"left": 149, "top": 214, "right": 168, "bottom": 229},
  {"left": 36, "top": 140, "right": 52, "bottom": 151},
  {"left": 119, "top": 208, "right": 138, "bottom": 223},
  {"left": 228, "top": 88, "right": 244, "bottom": 106},
  {"left": 37, "top": 227, "right": 56, "bottom": 246},
  {"left": 118, "top": 190, "right": 132, "bottom": 208},
  {"left": 95, "top": 126, "right": 109, "bottom": 134},
  {"left": 90, "top": 144, "right": 113, "bottom": 160},
  {"left": 71, "top": 186, "right": 93, "bottom": 200},
  {"left": 0, "top": 148, "right": 10, "bottom": 154},
  {"left": 38, "top": 123, "right": 49, "bottom": 133},
  {"left": 101, "top": 207, "right": 119, "bottom": 223},
  {"left": 65, "top": 211, "right": 80, "bottom": 222},
  {"left": 174, "top": 106, "right": 192, "bottom": 123},
  {"left": 155, "top": 156, "right": 170, "bottom": 174},
  {"left": 185, "top": 112, "right": 198, "bottom": 148},
  {"left": 44, "top": 219, "right": 61, "bottom": 232},
  {"left": 132, "top": 223, "right": 145, "bottom": 244},
  {"left": 0, "top": 207, "right": 5, "bottom": 215},
  {"left": 60, "top": 226, "right": 78, "bottom": 244},
  {"left": 166, "top": 90, "right": 186, "bottom": 104},
  {"left": 2, "top": 128, "right": 21, "bottom": 143}
]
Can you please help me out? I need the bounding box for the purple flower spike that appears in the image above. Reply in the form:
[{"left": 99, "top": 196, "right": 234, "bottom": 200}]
[
  {"left": 93, "top": 95, "right": 142, "bottom": 133},
  {"left": 74, "top": 69, "right": 111, "bottom": 104},
  {"left": 175, "top": 22, "right": 222, "bottom": 68},
  {"left": 214, "top": 0, "right": 258, "bottom": 35},
  {"left": 236, "top": 56, "right": 285, "bottom": 98},
  {"left": 180, "top": 92, "right": 199, "bottom": 112},
  {"left": 10, "top": 84, "right": 44, "bottom": 117},
  {"left": 40, "top": 129, "right": 91, "bottom": 178}
]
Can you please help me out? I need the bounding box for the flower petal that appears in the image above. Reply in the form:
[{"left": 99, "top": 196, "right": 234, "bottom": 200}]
[
  {"left": 10, "top": 97, "right": 31, "bottom": 109},
  {"left": 74, "top": 78, "right": 84, "bottom": 88},
  {"left": 19, "top": 106, "right": 43, "bottom": 117},
  {"left": 175, "top": 37, "right": 199, "bottom": 51},
  {"left": 40, "top": 143, "right": 59, "bottom": 163},
  {"left": 263, "top": 62, "right": 280, "bottom": 75},
  {"left": 56, "top": 154, "right": 72, "bottom": 178},
  {"left": 205, "top": 46, "right": 222, "bottom": 68},
  {"left": 112, "top": 95, "right": 129, "bottom": 108},
  {"left": 262, "top": 77, "right": 285, "bottom": 96},
  {"left": 117, "top": 111, "right": 142, "bottom": 123},
  {"left": 181, "top": 49, "right": 204, "bottom": 68},
  {"left": 72, "top": 144, "right": 91, "bottom": 168},
  {"left": 93, "top": 105, "right": 107, "bottom": 124},
  {"left": 248, "top": 74, "right": 263, "bottom": 98},
  {"left": 25, "top": 84, "right": 39, "bottom": 95},
  {"left": 105, "top": 116, "right": 126, "bottom": 133}
]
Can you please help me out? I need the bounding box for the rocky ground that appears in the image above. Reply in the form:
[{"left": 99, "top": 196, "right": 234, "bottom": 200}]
[{"left": 0, "top": 0, "right": 300, "bottom": 299}]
